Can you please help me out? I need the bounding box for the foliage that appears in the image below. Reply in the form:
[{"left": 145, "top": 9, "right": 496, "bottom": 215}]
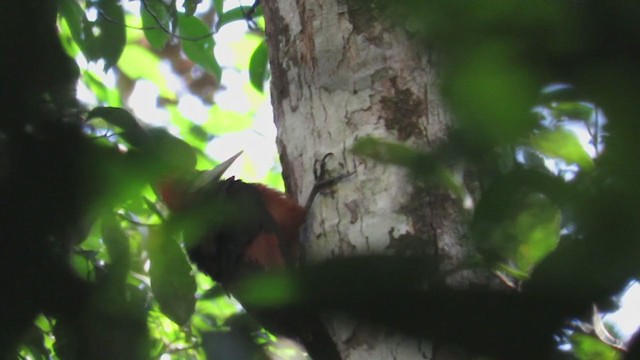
[
  {"left": 3, "top": 0, "right": 270, "bottom": 358},
  {"left": 350, "top": 0, "right": 640, "bottom": 358},
  {"left": 2, "top": 0, "right": 639, "bottom": 359}
]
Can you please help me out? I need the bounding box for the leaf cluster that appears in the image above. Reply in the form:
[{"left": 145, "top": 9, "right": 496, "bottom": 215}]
[{"left": 57, "top": 0, "right": 269, "bottom": 93}]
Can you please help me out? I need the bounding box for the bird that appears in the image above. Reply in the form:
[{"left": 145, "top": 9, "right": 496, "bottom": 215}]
[{"left": 158, "top": 151, "right": 344, "bottom": 360}]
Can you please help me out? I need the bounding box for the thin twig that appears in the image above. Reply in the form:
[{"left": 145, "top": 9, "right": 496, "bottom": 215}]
[
  {"left": 140, "top": 0, "right": 216, "bottom": 41},
  {"left": 96, "top": 2, "right": 216, "bottom": 42}
]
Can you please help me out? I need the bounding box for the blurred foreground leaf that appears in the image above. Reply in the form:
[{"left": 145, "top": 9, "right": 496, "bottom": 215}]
[
  {"left": 531, "top": 128, "right": 594, "bottom": 170},
  {"left": 148, "top": 227, "right": 197, "bottom": 325}
]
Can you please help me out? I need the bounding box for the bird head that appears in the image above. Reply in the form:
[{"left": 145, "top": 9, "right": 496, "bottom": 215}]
[{"left": 158, "top": 151, "right": 243, "bottom": 211}]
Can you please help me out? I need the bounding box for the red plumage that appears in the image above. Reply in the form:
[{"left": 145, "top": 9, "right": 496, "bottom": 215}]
[{"left": 158, "top": 155, "right": 340, "bottom": 360}]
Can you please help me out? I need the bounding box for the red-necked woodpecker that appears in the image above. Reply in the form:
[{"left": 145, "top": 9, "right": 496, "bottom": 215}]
[{"left": 158, "top": 152, "right": 344, "bottom": 360}]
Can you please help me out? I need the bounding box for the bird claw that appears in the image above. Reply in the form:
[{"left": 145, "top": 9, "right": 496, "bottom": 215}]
[
  {"left": 305, "top": 153, "right": 355, "bottom": 211},
  {"left": 313, "top": 153, "right": 335, "bottom": 181}
]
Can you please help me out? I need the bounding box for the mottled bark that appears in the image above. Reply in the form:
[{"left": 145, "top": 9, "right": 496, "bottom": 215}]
[{"left": 262, "top": 1, "right": 489, "bottom": 358}]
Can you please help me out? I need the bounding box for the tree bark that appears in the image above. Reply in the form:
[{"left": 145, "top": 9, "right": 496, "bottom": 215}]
[{"left": 262, "top": 1, "right": 492, "bottom": 358}]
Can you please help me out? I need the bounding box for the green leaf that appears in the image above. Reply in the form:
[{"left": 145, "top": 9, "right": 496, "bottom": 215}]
[
  {"left": 217, "top": 6, "right": 264, "bottom": 30},
  {"left": 549, "top": 101, "right": 594, "bottom": 122},
  {"left": 476, "top": 193, "right": 561, "bottom": 275},
  {"left": 58, "top": 16, "right": 82, "bottom": 58},
  {"left": 140, "top": 0, "right": 172, "bottom": 50},
  {"left": 82, "top": 71, "right": 122, "bottom": 106},
  {"left": 145, "top": 128, "right": 199, "bottom": 173},
  {"left": 513, "top": 194, "right": 561, "bottom": 273},
  {"left": 88, "top": 0, "right": 126, "bottom": 70},
  {"left": 70, "top": 252, "right": 96, "bottom": 281},
  {"left": 87, "top": 106, "right": 149, "bottom": 146},
  {"left": 352, "top": 137, "right": 423, "bottom": 167},
  {"left": 531, "top": 128, "right": 594, "bottom": 170},
  {"left": 195, "top": 293, "right": 242, "bottom": 325},
  {"left": 177, "top": 14, "right": 221, "bottom": 79},
  {"left": 87, "top": 106, "right": 139, "bottom": 130},
  {"left": 57, "top": 0, "right": 87, "bottom": 52},
  {"left": 352, "top": 137, "right": 464, "bottom": 197},
  {"left": 471, "top": 170, "right": 567, "bottom": 271},
  {"left": 570, "top": 333, "right": 622, "bottom": 360},
  {"left": 446, "top": 42, "right": 538, "bottom": 142},
  {"left": 249, "top": 40, "right": 268, "bottom": 92},
  {"left": 148, "top": 227, "right": 197, "bottom": 325}
]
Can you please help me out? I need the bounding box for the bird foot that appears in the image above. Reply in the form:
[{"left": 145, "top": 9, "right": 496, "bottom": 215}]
[{"left": 305, "top": 153, "right": 355, "bottom": 211}]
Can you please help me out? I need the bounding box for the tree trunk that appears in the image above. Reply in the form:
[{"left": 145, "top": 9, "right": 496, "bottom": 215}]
[{"left": 262, "top": 1, "right": 492, "bottom": 359}]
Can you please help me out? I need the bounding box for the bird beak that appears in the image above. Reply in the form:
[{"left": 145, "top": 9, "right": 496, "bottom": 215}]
[{"left": 190, "top": 151, "right": 243, "bottom": 191}]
